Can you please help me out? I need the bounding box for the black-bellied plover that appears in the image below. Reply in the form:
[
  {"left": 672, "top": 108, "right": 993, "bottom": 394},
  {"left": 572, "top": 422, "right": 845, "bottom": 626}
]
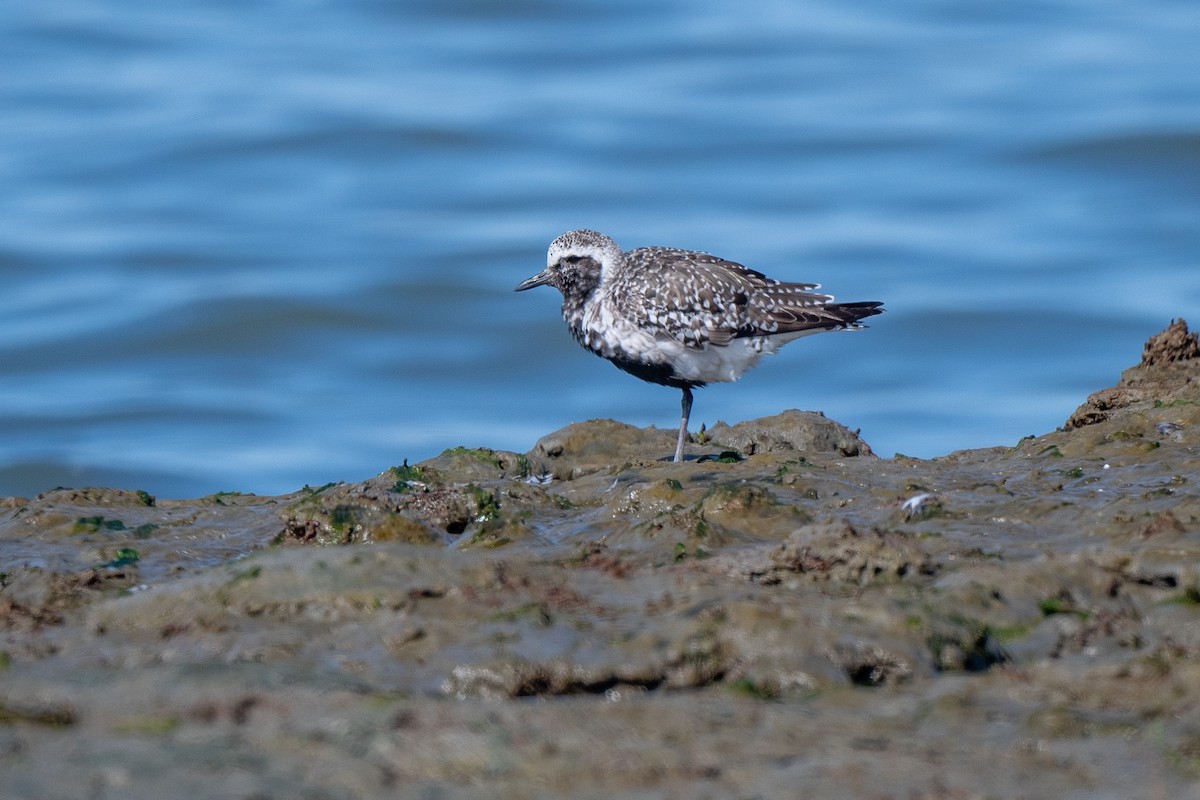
[{"left": 515, "top": 229, "right": 884, "bottom": 463}]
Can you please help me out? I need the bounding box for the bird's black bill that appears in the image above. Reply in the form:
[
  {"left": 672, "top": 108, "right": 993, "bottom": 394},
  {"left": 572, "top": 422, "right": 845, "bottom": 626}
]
[{"left": 514, "top": 270, "right": 551, "bottom": 292}]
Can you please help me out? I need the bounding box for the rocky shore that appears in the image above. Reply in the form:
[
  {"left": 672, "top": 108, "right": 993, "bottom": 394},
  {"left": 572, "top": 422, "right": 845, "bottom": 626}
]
[{"left": 2, "top": 321, "right": 1199, "bottom": 799}]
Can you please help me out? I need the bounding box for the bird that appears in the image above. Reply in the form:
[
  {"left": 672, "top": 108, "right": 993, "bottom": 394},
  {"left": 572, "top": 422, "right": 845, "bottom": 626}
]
[{"left": 515, "top": 229, "right": 884, "bottom": 463}]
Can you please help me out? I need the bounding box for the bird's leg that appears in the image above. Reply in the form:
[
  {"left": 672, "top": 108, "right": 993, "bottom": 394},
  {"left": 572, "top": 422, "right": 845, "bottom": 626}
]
[{"left": 674, "top": 387, "right": 693, "bottom": 463}]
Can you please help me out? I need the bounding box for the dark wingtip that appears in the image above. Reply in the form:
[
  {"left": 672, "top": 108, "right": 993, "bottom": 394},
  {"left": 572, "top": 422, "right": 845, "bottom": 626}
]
[{"left": 831, "top": 301, "right": 886, "bottom": 325}]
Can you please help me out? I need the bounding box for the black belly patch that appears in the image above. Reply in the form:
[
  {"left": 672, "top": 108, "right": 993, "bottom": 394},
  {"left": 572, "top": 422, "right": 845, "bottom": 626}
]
[{"left": 605, "top": 354, "right": 705, "bottom": 390}]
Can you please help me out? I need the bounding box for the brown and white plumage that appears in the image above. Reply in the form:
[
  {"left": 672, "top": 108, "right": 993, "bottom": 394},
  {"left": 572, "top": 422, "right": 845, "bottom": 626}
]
[{"left": 515, "top": 229, "right": 883, "bottom": 462}]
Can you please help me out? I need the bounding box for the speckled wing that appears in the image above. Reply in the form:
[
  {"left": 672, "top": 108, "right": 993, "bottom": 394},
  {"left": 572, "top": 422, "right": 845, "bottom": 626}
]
[{"left": 615, "top": 247, "right": 841, "bottom": 347}]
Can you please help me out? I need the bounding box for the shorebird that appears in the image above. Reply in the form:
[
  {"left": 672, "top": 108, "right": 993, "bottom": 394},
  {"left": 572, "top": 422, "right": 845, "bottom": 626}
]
[{"left": 515, "top": 229, "right": 884, "bottom": 463}]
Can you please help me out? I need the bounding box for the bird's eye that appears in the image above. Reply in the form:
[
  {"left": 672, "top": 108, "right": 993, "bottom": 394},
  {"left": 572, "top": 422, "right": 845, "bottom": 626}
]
[{"left": 563, "top": 255, "right": 582, "bottom": 264}]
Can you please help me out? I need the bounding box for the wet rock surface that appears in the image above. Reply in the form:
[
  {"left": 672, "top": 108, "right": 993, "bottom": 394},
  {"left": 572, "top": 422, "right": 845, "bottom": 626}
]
[{"left": 2, "top": 322, "right": 1199, "bottom": 799}]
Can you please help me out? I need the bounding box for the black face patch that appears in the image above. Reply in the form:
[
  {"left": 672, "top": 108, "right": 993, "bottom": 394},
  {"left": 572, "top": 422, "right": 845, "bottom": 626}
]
[{"left": 554, "top": 255, "right": 603, "bottom": 307}]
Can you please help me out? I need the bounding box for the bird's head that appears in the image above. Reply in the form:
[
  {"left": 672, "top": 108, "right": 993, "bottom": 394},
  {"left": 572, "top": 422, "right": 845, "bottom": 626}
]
[{"left": 514, "top": 229, "right": 621, "bottom": 302}]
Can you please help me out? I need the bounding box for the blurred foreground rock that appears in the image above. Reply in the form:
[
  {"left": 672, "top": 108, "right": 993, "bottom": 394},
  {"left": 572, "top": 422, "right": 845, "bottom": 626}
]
[{"left": 2, "top": 321, "right": 1199, "bottom": 799}]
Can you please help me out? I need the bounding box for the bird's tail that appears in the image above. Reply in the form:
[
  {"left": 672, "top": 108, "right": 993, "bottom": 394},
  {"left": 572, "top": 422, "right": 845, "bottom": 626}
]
[{"left": 826, "top": 301, "right": 885, "bottom": 329}]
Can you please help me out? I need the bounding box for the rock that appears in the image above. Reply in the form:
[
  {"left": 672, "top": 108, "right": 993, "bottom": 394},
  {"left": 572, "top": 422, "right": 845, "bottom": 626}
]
[
  {"left": 703, "top": 520, "right": 938, "bottom": 586},
  {"left": 1066, "top": 318, "right": 1200, "bottom": 430},
  {"left": 416, "top": 447, "right": 531, "bottom": 482},
  {"left": 526, "top": 419, "right": 692, "bottom": 479},
  {"left": 4, "top": 320, "right": 1200, "bottom": 799},
  {"left": 1140, "top": 317, "right": 1200, "bottom": 366},
  {"left": 705, "top": 409, "right": 874, "bottom": 456}
]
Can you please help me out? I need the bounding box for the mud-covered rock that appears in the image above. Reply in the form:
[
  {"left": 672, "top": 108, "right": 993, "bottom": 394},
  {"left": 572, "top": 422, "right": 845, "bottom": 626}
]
[
  {"left": 416, "top": 447, "right": 532, "bottom": 482},
  {"left": 278, "top": 462, "right": 567, "bottom": 548},
  {"left": 1066, "top": 318, "right": 1200, "bottom": 430},
  {"left": 703, "top": 520, "right": 938, "bottom": 586},
  {"left": 525, "top": 419, "right": 697, "bottom": 480},
  {"left": 706, "top": 409, "right": 874, "bottom": 457},
  {"left": 1141, "top": 317, "right": 1200, "bottom": 366},
  {"left": 1, "top": 565, "right": 137, "bottom": 630},
  {"left": 2, "top": 321, "right": 1200, "bottom": 800}
]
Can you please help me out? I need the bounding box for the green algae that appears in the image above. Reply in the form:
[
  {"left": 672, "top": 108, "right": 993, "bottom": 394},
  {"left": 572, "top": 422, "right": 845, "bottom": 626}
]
[{"left": 73, "top": 515, "right": 128, "bottom": 533}]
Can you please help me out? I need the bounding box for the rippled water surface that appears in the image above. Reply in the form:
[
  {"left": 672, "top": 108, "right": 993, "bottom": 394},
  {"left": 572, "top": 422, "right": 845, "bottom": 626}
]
[{"left": 3, "top": 0, "right": 1199, "bottom": 498}]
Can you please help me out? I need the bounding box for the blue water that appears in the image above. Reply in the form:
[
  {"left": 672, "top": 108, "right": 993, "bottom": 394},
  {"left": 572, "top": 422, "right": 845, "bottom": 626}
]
[{"left": 3, "top": 1, "right": 1199, "bottom": 499}]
